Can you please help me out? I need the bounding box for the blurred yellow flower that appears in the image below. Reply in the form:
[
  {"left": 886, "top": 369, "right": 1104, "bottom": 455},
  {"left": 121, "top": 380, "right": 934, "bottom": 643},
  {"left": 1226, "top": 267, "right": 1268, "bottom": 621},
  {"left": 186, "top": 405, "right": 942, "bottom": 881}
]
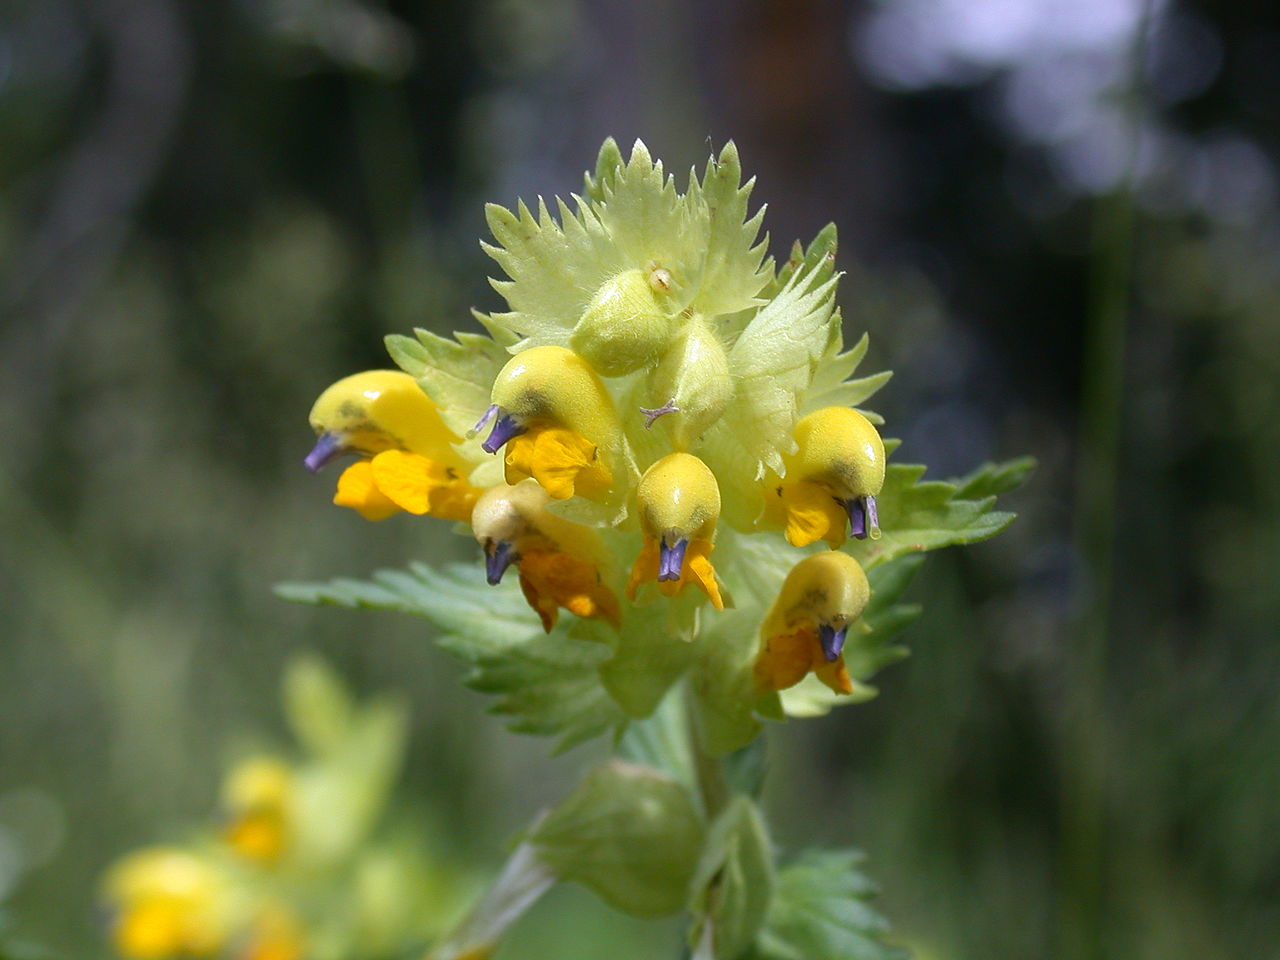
[{"left": 103, "top": 848, "right": 228, "bottom": 959}]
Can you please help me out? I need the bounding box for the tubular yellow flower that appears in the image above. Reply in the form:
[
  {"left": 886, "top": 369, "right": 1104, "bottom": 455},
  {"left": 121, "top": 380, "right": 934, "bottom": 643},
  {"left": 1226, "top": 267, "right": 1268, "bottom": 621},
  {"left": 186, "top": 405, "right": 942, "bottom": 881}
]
[
  {"left": 103, "top": 848, "right": 228, "bottom": 959},
  {"left": 626, "top": 453, "right": 725, "bottom": 610},
  {"left": 768, "top": 406, "right": 885, "bottom": 547},
  {"left": 305, "top": 370, "right": 478, "bottom": 522},
  {"left": 221, "top": 756, "right": 293, "bottom": 865},
  {"left": 472, "top": 480, "right": 620, "bottom": 632},
  {"left": 754, "top": 551, "right": 871, "bottom": 695},
  {"left": 477, "top": 346, "right": 620, "bottom": 501}
]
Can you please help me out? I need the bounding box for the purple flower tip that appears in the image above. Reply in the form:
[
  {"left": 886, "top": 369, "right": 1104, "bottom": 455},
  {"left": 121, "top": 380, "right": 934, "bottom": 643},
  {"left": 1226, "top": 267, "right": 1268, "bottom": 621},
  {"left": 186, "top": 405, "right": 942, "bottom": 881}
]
[
  {"left": 304, "top": 432, "right": 345, "bottom": 473},
  {"left": 485, "top": 540, "right": 517, "bottom": 585},
  {"left": 481, "top": 412, "right": 527, "bottom": 454},
  {"left": 657, "top": 538, "right": 688, "bottom": 582},
  {"left": 817, "top": 623, "right": 848, "bottom": 662},
  {"left": 846, "top": 496, "right": 881, "bottom": 540}
]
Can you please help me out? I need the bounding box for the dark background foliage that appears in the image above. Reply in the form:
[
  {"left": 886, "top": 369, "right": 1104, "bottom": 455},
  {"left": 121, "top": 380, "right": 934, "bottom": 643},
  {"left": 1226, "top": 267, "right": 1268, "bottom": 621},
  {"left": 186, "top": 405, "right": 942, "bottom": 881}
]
[{"left": 1, "top": 0, "right": 1277, "bottom": 957}]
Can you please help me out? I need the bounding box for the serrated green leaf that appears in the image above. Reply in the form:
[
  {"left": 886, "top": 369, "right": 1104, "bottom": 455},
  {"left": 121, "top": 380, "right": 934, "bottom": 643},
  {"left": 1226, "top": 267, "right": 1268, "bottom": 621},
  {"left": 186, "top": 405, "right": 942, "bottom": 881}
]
[
  {"left": 690, "top": 796, "right": 775, "bottom": 960},
  {"left": 583, "top": 136, "right": 626, "bottom": 203},
  {"left": 801, "top": 331, "right": 892, "bottom": 417},
  {"left": 482, "top": 195, "right": 618, "bottom": 344},
  {"left": 952, "top": 455, "right": 1036, "bottom": 500},
  {"left": 530, "top": 760, "right": 705, "bottom": 917},
  {"left": 746, "top": 849, "right": 907, "bottom": 960},
  {"left": 684, "top": 141, "right": 772, "bottom": 318},
  {"left": 700, "top": 255, "right": 841, "bottom": 522},
  {"left": 385, "top": 325, "right": 511, "bottom": 440},
  {"left": 276, "top": 563, "right": 626, "bottom": 751},
  {"left": 847, "top": 456, "right": 1025, "bottom": 572}
]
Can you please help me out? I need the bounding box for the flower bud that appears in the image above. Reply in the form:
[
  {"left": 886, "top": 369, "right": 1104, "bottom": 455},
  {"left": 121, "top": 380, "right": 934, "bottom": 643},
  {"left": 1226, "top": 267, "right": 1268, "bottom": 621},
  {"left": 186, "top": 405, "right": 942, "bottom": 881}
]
[
  {"left": 530, "top": 761, "right": 704, "bottom": 917},
  {"left": 570, "top": 267, "right": 676, "bottom": 376},
  {"left": 646, "top": 317, "right": 732, "bottom": 446},
  {"left": 306, "top": 370, "right": 460, "bottom": 472}
]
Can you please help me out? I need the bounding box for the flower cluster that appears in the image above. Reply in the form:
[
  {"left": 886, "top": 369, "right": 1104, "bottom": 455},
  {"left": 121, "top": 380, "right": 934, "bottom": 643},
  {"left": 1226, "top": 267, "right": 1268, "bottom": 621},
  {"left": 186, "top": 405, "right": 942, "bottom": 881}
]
[
  {"left": 100, "top": 656, "right": 474, "bottom": 960},
  {"left": 305, "top": 141, "right": 894, "bottom": 735}
]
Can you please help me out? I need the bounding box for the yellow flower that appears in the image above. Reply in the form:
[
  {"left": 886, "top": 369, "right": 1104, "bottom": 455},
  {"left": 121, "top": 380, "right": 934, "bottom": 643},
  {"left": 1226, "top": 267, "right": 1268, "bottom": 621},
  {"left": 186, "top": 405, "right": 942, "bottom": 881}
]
[
  {"left": 626, "top": 454, "right": 725, "bottom": 610},
  {"left": 471, "top": 480, "right": 620, "bottom": 632},
  {"left": 767, "top": 406, "right": 885, "bottom": 547},
  {"left": 502, "top": 426, "right": 612, "bottom": 501},
  {"left": 754, "top": 551, "right": 870, "bottom": 695},
  {"left": 306, "top": 370, "right": 478, "bottom": 522},
  {"left": 333, "top": 450, "right": 477, "bottom": 522},
  {"left": 103, "top": 848, "right": 228, "bottom": 959},
  {"left": 477, "top": 346, "right": 621, "bottom": 502},
  {"left": 222, "top": 757, "right": 293, "bottom": 865},
  {"left": 518, "top": 548, "right": 621, "bottom": 632}
]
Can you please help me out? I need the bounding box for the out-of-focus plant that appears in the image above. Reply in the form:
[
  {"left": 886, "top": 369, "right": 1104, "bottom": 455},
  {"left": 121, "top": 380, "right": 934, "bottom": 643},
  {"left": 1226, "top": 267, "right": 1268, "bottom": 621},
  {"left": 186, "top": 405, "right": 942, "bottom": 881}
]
[
  {"left": 100, "top": 656, "right": 477, "bottom": 960},
  {"left": 280, "top": 140, "right": 1030, "bottom": 959}
]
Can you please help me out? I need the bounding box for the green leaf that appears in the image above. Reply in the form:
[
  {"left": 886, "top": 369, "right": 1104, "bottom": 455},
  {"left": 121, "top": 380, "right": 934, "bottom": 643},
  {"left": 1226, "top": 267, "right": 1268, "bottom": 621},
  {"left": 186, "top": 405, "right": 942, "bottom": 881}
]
[
  {"left": 684, "top": 141, "right": 772, "bottom": 318},
  {"left": 752, "top": 221, "right": 836, "bottom": 314},
  {"left": 952, "top": 455, "right": 1036, "bottom": 500},
  {"left": 530, "top": 760, "right": 705, "bottom": 917},
  {"left": 747, "top": 849, "right": 907, "bottom": 960},
  {"left": 700, "top": 253, "right": 841, "bottom": 519},
  {"left": 690, "top": 796, "right": 775, "bottom": 960},
  {"left": 847, "top": 454, "right": 1025, "bottom": 572},
  {"left": 292, "top": 688, "right": 409, "bottom": 866},
  {"left": 282, "top": 651, "right": 355, "bottom": 756},
  {"left": 598, "top": 590, "right": 698, "bottom": 718},
  {"left": 801, "top": 331, "right": 892, "bottom": 419},
  {"left": 616, "top": 685, "right": 698, "bottom": 795},
  {"left": 692, "top": 605, "right": 769, "bottom": 755},
  {"left": 385, "top": 323, "right": 512, "bottom": 440},
  {"left": 276, "top": 562, "right": 627, "bottom": 752},
  {"left": 583, "top": 136, "right": 626, "bottom": 204}
]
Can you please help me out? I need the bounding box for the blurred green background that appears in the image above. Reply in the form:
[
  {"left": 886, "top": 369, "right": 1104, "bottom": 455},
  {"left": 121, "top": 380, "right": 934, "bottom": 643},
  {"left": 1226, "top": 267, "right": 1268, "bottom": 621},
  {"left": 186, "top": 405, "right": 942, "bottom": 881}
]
[{"left": 2, "top": 0, "right": 1278, "bottom": 957}]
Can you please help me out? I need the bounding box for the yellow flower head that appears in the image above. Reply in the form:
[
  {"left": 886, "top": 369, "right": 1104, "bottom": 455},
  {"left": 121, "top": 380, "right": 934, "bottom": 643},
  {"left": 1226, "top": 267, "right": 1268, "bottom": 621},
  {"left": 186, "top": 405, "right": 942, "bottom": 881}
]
[
  {"left": 306, "top": 370, "right": 478, "bottom": 522},
  {"left": 477, "top": 346, "right": 619, "bottom": 501},
  {"left": 221, "top": 756, "right": 293, "bottom": 865},
  {"left": 755, "top": 551, "right": 870, "bottom": 695},
  {"left": 626, "top": 453, "right": 724, "bottom": 610},
  {"left": 769, "top": 406, "right": 885, "bottom": 548},
  {"left": 471, "top": 480, "right": 620, "bottom": 632},
  {"left": 103, "top": 848, "right": 228, "bottom": 959}
]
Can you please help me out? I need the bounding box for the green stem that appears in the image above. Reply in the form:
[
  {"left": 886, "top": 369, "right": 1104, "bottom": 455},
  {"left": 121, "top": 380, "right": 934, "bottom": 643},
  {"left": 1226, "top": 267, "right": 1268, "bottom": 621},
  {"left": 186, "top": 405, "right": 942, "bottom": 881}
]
[
  {"left": 686, "top": 688, "right": 731, "bottom": 821},
  {"left": 1060, "top": 4, "right": 1151, "bottom": 957}
]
